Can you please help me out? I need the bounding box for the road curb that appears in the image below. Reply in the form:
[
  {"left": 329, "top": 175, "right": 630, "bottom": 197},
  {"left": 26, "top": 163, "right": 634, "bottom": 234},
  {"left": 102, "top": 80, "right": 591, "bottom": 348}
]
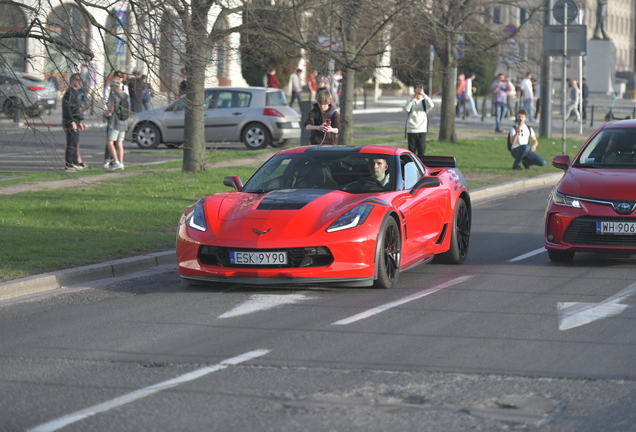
[
  {"left": 0, "top": 173, "right": 564, "bottom": 302},
  {"left": 470, "top": 172, "right": 563, "bottom": 202},
  {"left": 0, "top": 251, "right": 175, "bottom": 301}
]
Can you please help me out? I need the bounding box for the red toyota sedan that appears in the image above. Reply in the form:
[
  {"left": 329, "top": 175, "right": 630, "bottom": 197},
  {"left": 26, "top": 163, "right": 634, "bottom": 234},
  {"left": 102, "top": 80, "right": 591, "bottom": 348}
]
[{"left": 545, "top": 120, "right": 636, "bottom": 261}]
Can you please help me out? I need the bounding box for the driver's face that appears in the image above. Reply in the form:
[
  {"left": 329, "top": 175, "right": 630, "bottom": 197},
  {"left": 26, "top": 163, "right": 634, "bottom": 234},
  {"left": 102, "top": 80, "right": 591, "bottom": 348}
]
[{"left": 368, "top": 159, "right": 388, "bottom": 181}]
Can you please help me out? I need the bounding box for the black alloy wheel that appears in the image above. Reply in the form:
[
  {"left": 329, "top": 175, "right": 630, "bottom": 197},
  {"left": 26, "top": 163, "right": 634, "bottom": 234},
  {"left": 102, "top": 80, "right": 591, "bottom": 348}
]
[{"left": 373, "top": 217, "right": 401, "bottom": 289}]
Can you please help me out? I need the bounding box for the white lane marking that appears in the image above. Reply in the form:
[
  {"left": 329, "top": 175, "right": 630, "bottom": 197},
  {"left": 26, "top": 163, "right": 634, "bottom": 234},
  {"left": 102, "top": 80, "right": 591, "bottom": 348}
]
[
  {"left": 332, "top": 275, "right": 474, "bottom": 326},
  {"left": 218, "top": 294, "right": 317, "bottom": 319},
  {"left": 558, "top": 281, "right": 636, "bottom": 330},
  {"left": 26, "top": 349, "right": 270, "bottom": 432},
  {"left": 508, "top": 247, "right": 546, "bottom": 262}
]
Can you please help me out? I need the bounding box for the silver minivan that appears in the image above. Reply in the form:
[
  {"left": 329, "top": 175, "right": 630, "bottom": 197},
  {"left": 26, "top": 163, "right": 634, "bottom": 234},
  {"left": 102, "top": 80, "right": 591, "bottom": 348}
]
[
  {"left": 0, "top": 72, "right": 58, "bottom": 117},
  {"left": 128, "top": 87, "right": 302, "bottom": 150}
]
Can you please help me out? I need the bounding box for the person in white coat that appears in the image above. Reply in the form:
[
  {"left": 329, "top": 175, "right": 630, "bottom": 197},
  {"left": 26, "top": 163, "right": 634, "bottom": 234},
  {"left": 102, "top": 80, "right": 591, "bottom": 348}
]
[{"left": 404, "top": 83, "right": 434, "bottom": 156}]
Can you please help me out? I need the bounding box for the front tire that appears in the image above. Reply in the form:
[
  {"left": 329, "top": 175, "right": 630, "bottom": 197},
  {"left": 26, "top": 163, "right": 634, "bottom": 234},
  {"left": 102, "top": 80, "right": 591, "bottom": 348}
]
[
  {"left": 134, "top": 123, "right": 161, "bottom": 149},
  {"left": 242, "top": 122, "right": 270, "bottom": 150},
  {"left": 373, "top": 217, "right": 401, "bottom": 289},
  {"left": 434, "top": 197, "right": 470, "bottom": 264},
  {"left": 548, "top": 249, "right": 575, "bottom": 262}
]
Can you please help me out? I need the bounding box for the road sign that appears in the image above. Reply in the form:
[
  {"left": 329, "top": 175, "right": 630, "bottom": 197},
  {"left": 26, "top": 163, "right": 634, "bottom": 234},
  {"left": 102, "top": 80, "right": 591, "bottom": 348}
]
[
  {"left": 553, "top": 0, "right": 578, "bottom": 25},
  {"left": 503, "top": 23, "right": 517, "bottom": 36},
  {"left": 543, "top": 25, "right": 587, "bottom": 56}
]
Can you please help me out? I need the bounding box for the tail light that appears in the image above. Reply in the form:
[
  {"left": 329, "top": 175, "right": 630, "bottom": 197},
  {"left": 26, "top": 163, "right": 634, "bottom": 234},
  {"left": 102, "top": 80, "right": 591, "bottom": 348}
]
[
  {"left": 28, "top": 87, "right": 47, "bottom": 91},
  {"left": 263, "top": 108, "right": 284, "bottom": 117}
]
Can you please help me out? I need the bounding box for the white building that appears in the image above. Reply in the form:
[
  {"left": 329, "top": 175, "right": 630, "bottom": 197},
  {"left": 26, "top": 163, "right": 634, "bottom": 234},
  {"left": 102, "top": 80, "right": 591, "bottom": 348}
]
[{"left": 0, "top": 0, "right": 247, "bottom": 98}]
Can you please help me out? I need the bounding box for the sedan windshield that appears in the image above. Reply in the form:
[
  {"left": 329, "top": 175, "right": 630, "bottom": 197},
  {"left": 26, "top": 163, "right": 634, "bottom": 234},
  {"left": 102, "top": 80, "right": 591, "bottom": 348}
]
[
  {"left": 243, "top": 152, "right": 396, "bottom": 193},
  {"left": 575, "top": 128, "right": 636, "bottom": 167}
]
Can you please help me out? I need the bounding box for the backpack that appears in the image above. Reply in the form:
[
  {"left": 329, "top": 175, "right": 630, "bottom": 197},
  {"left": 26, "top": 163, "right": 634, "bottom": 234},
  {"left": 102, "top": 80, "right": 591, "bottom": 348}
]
[
  {"left": 313, "top": 107, "right": 336, "bottom": 126},
  {"left": 114, "top": 93, "right": 130, "bottom": 121},
  {"left": 508, "top": 125, "right": 534, "bottom": 151}
]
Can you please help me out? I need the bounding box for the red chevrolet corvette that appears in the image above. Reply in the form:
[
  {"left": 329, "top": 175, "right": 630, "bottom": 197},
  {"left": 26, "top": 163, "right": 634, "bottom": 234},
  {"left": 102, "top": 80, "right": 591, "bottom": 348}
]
[
  {"left": 177, "top": 145, "right": 471, "bottom": 288},
  {"left": 546, "top": 120, "right": 636, "bottom": 261}
]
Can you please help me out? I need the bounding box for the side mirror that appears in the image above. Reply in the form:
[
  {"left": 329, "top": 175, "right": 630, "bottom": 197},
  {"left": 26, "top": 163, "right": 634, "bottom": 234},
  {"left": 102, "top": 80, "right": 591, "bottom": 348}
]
[
  {"left": 552, "top": 154, "right": 570, "bottom": 170},
  {"left": 410, "top": 176, "right": 441, "bottom": 195},
  {"left": 223, "top": 175, "right": 243, "bottom": 191}
]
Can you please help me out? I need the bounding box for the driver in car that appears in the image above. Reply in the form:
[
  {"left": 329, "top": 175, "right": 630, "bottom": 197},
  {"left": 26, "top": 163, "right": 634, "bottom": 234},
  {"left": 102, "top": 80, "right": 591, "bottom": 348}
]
[{"left": 368, "top": 158, "right": 390, "bottom": 187}]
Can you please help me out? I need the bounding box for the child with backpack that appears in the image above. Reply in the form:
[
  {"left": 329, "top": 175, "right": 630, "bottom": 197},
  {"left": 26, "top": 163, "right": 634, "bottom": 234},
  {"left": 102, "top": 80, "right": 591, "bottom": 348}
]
[
  {"left": 106, "top": 82, "right": 131, "bottom": 170},
  {"left": 304, "top": 90, "right": 340, "bottom": 145}
]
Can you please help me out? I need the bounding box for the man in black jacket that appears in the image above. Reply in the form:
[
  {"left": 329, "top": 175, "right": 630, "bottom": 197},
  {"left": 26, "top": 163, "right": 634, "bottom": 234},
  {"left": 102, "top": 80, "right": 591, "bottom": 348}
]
[{"left": 62, "top": 73, "right": 85, "bottom": 172}]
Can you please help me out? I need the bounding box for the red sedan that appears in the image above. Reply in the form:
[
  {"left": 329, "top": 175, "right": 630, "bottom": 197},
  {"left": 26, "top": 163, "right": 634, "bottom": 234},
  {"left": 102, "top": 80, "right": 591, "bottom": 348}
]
[
  {"left": 545, "top": 120, "right": 636, "bottom": 261},
  {"left": 177, "top": 145, "right": 471, "bottom": 288}
]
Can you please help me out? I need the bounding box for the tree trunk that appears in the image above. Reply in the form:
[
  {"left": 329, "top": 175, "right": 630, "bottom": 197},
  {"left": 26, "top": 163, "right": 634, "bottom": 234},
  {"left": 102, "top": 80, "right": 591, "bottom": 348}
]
[
  {"left": 437, "top": 42, "right": 457, "bottom": 143},
  {"left": 339, "top": 68, "right": 355, "bottom": 146},
  {"left": 181, "top": 1, "right": 210, "bottom": 172}
]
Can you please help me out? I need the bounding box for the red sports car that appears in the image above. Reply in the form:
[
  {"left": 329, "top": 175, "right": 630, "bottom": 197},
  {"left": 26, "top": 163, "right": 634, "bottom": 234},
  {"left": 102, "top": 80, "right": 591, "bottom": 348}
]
[
  {"left": 546, "top": 120, "right": 636, "bottom": 261},
  {"left": 177, "top": 145, "right": 471, "bottom": 288}
]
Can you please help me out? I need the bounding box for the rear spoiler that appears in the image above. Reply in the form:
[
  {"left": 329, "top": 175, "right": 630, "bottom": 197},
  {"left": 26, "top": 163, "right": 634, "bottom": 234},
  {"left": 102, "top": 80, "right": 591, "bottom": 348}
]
[{"left": 418, "top": 156, "right": 457, "bottom": 168}]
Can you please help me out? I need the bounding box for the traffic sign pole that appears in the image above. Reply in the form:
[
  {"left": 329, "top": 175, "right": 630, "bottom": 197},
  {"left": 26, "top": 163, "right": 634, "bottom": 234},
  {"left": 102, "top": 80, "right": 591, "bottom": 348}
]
[{"left": 561, "top": 2, "right": 568, "bottom": 154}]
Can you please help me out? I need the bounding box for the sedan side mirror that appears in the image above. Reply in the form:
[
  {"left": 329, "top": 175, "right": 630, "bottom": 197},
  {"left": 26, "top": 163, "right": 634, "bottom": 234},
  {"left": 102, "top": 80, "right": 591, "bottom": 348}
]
[
  {"left": 410, "top": 176, "right": 441, "bottom": 195},
  {"left": 552, "top": 154, "right": 571, "bottom": 170},
  {"left": 223, "top": 175, "right": 243, "bottom": 191}
]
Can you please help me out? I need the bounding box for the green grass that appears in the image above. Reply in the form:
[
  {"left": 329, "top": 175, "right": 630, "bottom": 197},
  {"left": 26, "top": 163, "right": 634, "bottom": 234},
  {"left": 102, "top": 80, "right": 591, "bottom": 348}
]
[{"left": 0, "top": 126, "right": 588, "bottom": 281}]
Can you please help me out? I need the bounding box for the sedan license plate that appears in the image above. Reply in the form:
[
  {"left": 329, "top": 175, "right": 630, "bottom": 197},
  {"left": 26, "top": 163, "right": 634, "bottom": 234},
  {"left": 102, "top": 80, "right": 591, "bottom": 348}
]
[
  {"left": 230, "top": 251, "right": 287, "bottom": 265},
  {"left": 596, "top": 221, "right": 636, "bottom": 235},
  {"left": 48, "top": 99, "right": 55, "bottom": 104},
  {"left": 291, "top": 121, "right": 300, "bottom": 128}
]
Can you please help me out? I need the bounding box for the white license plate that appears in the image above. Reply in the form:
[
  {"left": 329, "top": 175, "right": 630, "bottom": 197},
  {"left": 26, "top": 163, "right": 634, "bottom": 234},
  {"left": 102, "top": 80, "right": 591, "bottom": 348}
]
[
  {"left": 47, "top": 99, "right": 55, "bottom": 104},
  {"left": 291, "top": 121, "right": 300, "bottom": 128},
  {"left": 230, "top": 251, "right": 287, "bottom": 265},
  {"left": 596, "top": 221, "right": 636, "bottom": 235}
]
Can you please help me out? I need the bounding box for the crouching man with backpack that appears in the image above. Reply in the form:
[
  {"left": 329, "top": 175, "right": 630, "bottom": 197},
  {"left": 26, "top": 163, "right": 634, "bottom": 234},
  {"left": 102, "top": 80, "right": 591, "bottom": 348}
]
[
  {"left": 106, "top": 82, "right": 130, "bottom": 170},
  {"left": 508, "top": 109, "right": 546, "bottom": 170}
]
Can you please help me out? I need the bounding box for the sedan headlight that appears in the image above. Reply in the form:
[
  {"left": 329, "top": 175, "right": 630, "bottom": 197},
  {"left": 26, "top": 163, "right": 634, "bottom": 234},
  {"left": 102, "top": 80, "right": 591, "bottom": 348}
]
[
  {"left": 552, "top": 191, "right": 582, "bottom": 208},
  {"left": 185, "top": 201, "right": 207, "bottom": 231},
  {"left": 326, "top": 204, "right": 374, "bottom": 233}
]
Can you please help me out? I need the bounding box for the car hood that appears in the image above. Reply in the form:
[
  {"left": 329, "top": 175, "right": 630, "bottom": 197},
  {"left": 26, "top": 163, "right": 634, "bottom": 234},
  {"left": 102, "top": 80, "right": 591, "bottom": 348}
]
[
  {"left": 559, "top": 167, "right": 636, "bottom": 200},
  {"left": 201, "top": 189, "right": 384, "bottom": 242}
]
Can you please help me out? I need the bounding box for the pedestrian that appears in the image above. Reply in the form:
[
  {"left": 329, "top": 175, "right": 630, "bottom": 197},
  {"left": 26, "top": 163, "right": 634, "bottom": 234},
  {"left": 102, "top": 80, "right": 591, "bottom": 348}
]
[
  {"left": 566, "top": 79, "right": 581, "bottom": 122},
  {"left": 332, "top": 70, "right": 342, "bottom": 108},
  {"left": 520, "top": 72, "right": 534, "bottom": 122},
  {"left": 533, "top": 78, "right": 541, "bottom": 120},
  {"left": 141, "top": 75, "right": 152, "bottom": 111},
  {"left": 105, "top": 81, "right": 130, "bottom": 170},
  {"left": 304, "top": 90, "right": 340, "bottom": 145},
  {"left": 506, "top": 76, "right": 518, "bottom": 119},
  {"left": 581, "top": 78, "right": 589, "bottom": 121},
  {"left": 491, "top": 73, "right": 509, "bottom": 133},
  {"left": 317, "top": 73, "right": 330, "bottom": 92},
  {"left": 308, "top": 70, "right": 318, "bottom": 101},
  {"left": 127, "top": 69, "right": 144, "bottom": 113},
  {"left": 47, "top": 74, "right": 61, "bottom": 113},
  {"left": 267, "top": 69, "right": 279, "bottom": 88},
  {"left": 78, "top": 64, "right": 92, "bottom": 105},
  {"left": 464, "top": 74, "right": 478, "bottom": 118},
  {"left": 455, "top": 73, "right": 466, "bottom": 117},
  {"left": 404, "top": 83, "right": 434, "bottom": 156},
  {"left": 508, "top": 109, "right": 546, "bottom": 170},
  {"left": 179, "top": 68, "right": 187, "bottom": 96},
  {"left": 62, "top": 73, "right": 85, "bottom": 172},
  {"left": 289, "top": 69, "right": 303, "bottom": 109},
  {"left": 102, "top": 73, "right": 129, "bottom": 168}
]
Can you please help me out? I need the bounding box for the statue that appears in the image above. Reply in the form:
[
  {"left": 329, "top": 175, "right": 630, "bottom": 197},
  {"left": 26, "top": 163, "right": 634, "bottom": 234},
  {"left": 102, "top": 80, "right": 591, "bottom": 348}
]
[{"left": 593, "top": 0, "right": 609, "bottom": 40}]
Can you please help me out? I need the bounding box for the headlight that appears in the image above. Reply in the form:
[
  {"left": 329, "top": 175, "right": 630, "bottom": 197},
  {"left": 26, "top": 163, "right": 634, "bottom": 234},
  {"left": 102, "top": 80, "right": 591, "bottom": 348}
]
[
  {"left": 552, "top": 191, "right": 582, "bottom": 208},
  {"left": 185, "top": 201, "right": 207, "bottom": 231},
  {"left": 326, "top": 204, "right": 374, "bottom": 233}
]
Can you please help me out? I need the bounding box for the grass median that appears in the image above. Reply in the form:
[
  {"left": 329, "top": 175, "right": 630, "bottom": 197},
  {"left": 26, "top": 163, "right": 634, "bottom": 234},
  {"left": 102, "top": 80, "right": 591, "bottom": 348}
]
[{"left": 0, "top": 128, "right": 586, "bottom": 282}]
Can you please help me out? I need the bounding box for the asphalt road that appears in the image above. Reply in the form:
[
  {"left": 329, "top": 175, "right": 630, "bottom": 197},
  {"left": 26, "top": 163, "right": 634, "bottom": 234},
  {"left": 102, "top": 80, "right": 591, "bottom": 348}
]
[{"left": 2, "top": 187, "right": 635, "bottom": 432}]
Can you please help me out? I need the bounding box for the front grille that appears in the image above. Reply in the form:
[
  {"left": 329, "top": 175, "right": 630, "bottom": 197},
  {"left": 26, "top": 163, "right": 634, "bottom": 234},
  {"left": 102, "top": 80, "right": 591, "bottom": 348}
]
[
  {"left": 563, "top": 216, "right": 636, "bottom": 247},
  {"left": 198, "top": 246, "right": 334, "bottom": 268}
]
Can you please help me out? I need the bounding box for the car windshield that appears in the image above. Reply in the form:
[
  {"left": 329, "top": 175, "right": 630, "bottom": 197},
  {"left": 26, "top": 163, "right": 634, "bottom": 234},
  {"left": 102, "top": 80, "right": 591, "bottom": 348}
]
[
  {"left": 575, "top": 128, "right": 636, "bottom": 167},
  {"left": 266, "top": 90, "right": 288, "bottom": 107},
  {"left": 243, "top": 152, "right": 396, "bottom": 193}
]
